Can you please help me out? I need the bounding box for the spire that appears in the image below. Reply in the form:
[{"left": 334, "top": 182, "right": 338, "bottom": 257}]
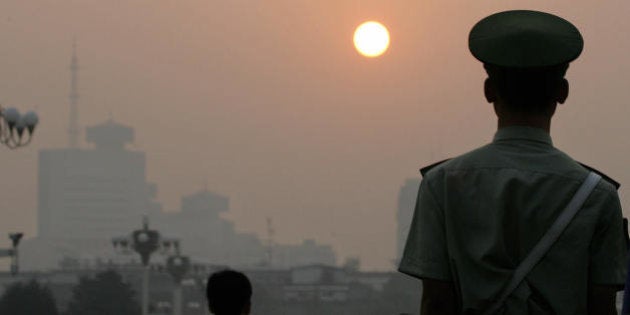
[{"left": 68, "top": 39, "right": 80, "bottom": 148}]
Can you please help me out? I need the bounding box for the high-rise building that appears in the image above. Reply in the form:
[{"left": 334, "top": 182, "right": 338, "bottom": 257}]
[
  {"left": 396, "top": 178, "right": 420, "bottom": 262},
  {"left": 21, "top": 119, "right": 161, "bottom": 270},
  {"left": 38, "top": 119, "right": 160, "bottom": 240}
]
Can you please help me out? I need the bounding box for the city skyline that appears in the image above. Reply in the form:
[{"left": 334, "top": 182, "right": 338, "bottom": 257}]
[
  {"left": 23, "top": 117, "right": 337, "bottom": 271},
  {"left": 1, "top": 1, "right": 629, "bottom": 270}
]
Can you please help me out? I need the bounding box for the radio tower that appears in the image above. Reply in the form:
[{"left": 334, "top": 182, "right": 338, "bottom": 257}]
[{"left": 68, "top": 40, "right": 79, "bottom": 148}]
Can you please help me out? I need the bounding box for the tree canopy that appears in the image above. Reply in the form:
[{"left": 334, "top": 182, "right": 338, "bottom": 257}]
[
  {"left": 0, "top": 279, "right": 59, "bottom": 315},
  {"left": 65, "top": 269, "right": 140, "bottom": 315}
]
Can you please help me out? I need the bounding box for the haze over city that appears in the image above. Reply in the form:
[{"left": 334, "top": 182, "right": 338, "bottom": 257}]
[{"left": 0, "top": 1, "right": 629, "bottom": 271}]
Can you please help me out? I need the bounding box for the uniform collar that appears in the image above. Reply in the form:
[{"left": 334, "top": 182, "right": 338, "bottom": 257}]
[{"left": 493, "top": 126, "right": 553, "bottom": 145}]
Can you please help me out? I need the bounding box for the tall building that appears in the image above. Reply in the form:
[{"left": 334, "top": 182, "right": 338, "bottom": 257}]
[
  {"left": 22, "top": 119, "right": 161, "bottom": 270},
  {"left": 396, "top": 178, "right": 420, "bottom": 262},
  {"left": 38, "top": 119, "right": 160, "bottom": 240}
]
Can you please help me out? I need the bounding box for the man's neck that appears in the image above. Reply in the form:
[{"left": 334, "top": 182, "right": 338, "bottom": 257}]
[{"left": 497, "top": 116, "right": 551, "bottom": 133}]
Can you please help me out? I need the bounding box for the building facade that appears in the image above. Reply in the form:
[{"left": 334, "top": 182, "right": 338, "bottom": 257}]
[
  {"left": 38, "top": 119, "right": 160, "bottom": 240},
  {"left": 23, "top": 119, "right": 161, "bottom": 270}
]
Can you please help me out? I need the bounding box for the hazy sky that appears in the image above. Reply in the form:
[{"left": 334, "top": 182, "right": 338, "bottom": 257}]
[{"left": 0, "top": 1, "right": 629, "bottom": 270}]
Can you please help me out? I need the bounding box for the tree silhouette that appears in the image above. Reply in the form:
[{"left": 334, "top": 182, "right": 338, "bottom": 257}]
[
  {"left": 65, "top": 269, "right": 140, "bottom": 315},
  {"left": 0, "top": 279, "right": 59, "bottom": 315}
]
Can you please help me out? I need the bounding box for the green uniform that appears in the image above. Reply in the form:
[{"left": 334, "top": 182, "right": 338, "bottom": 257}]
[{"left": 399, "top": 126, "right": 627, "bottom": 314}]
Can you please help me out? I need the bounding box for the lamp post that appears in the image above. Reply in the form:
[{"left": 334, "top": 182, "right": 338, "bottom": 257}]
[
  {"left": 0, "top": 107, "right": 38, "bottom": 149},
  {"left": 166, "top": 253, "right": 190, "bottom": 315},
  {"left": 0, "top": 233, "right": 24, "bottom": 275},
  {"left": 112, "top": 217, "right": 179, "bottom": 315},
  {"left": 8, "top": 233, "right": 23, "bottom": 275}
]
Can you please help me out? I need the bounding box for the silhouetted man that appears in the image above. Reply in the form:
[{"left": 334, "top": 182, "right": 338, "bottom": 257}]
[
  {"left": 206, "top": 270, "right": 252, "bottom": 315},
  {"left": 399, "top": 10, "right": 627, "bottom": 315}
]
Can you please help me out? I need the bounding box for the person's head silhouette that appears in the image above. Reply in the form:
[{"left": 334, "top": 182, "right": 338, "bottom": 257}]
[
  {"left": 468, "top": 10, "right": 583, "bottom": 132},
  {"left": 206, "top": 270, "right": 252, "bottom": 315}
]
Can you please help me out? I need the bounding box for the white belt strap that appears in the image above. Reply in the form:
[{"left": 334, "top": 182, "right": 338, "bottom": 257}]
[{"left": 483, "top": 171, "right": 601, "bottom": 315}]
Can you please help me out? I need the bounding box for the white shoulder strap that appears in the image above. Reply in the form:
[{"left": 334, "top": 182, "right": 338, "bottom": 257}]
[{"left": 483, "top": 172, "right": 601, "bottom": 315}]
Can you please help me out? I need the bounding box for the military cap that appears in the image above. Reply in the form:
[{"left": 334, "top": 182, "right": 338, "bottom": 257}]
[{"left": 469, "top": 10, "right": 583, "bottom": 68}]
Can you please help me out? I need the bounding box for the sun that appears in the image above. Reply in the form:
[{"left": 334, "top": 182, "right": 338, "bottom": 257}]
[{"left": 353, "top": 21, "right": 390, "bottom": 58}]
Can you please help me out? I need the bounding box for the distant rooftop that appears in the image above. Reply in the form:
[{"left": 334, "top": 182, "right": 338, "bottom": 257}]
[
  {"left": 182, "top": 189, "right": 230, "bottom": 214},
  {"left": 85, "top": 119, "right": 134, "bottom": 150}
]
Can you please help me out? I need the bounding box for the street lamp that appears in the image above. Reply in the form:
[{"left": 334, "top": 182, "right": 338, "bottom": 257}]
[
  {"left": 0, "top": 107, "right": 38, "bottom": 149},
  {"left": 112, "top": 217, "right": 179, "bottom": 315},
  {"left": 8, "top": 233, "right": 23, "bottom": 276},
  {"left": 166, "top": 252, "right": 191, "bottom": 315},
  {"left": 0, "top": 232, "right": 24, "bottom": 275}
]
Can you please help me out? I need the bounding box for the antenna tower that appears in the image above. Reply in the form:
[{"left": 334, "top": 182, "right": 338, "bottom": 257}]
[{"left": 68, "top": 40, "right": 80, "bottom": 148}]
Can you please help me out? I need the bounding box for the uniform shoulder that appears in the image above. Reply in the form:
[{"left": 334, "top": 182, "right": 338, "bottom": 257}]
[
  {"left": 418, "top": 144, "right": 495, "bottom": 177},
  {"left": 419, "top": 158, "right": 452, "bottom": 177},
  {"left": 577, "top": 162, "right": 620, "bottom": 190}
]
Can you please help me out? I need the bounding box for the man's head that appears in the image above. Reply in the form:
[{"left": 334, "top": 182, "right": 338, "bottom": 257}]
[
  {"left": 469, "top": 10, "right": 583, "bottom": 123},
  {"left": 206, "top": 270, "right": 252, "bottom": 315},
  {"left": 483, "top": 63, "right": 569, "bottom": 117}
]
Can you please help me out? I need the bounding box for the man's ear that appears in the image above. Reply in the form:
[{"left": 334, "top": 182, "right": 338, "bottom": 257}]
[
  {"left": 557, "top": 78, "right": 569, "bottom": 104},
  {"left": 484, "top": 78, "right": 496, "bottom": 103},
  {"left": 243, "top": 301, "right": 251, "bottom": 314}
]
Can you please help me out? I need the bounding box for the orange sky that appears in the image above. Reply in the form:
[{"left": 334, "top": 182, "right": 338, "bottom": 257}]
[{"left": 0, "top": 1, "right": 629, "bottom": 270}]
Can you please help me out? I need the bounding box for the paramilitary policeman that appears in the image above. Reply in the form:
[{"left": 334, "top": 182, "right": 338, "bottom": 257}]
[{"left": 398, "top": 10, "right": 627, "bottom": 315}]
